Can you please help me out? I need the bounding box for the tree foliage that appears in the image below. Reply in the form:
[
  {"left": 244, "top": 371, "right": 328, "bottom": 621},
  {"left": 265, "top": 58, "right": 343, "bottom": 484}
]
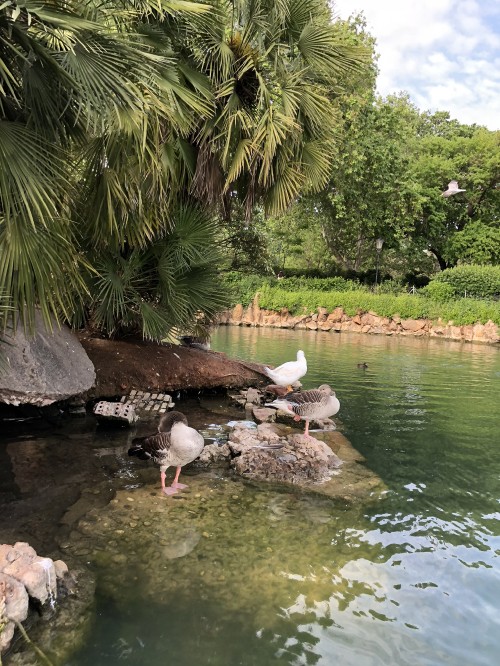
[
  {"left": 314, "top": 93, "right": 421, "bottom": 272},
  {"left": 411, "top": 117, "right": 500, "bottom": 270},
  {"left": 0, "top": 0, "right": 368, "bottom": 339},
  {"left": 259, "top": 94, "right": 499, "bottom": 278}
]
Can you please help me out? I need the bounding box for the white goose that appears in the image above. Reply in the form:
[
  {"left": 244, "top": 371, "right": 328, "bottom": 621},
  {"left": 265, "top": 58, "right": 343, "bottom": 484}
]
[
  {"left": 267, "top": 384, "right": 340, "bottom": 438},
  {"left": 264, "top": 350, "right": 307, "bottom": 392},
  {"left": 128, "top": 411, "right": 204, "bottom": 495}
]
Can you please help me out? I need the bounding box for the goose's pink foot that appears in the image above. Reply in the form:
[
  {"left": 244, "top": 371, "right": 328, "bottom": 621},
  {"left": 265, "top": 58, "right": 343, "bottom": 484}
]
[
  {"left": 170, "top": 466, "right": 187, "bottom": 490},
  {"left": 161, "top": 467, "right": 188, "bottom": 494}
]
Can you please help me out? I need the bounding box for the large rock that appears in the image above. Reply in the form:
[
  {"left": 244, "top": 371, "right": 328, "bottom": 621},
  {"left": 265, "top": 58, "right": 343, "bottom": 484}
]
[
  {"left": 0, "top": 542, "right": 73, "bottom": 655},
  {"left": 79, "top": 337, "right": 268, "bottom": 397},
  {"left": 0, "top": 543, "right": 57, "bottom": 606},
  {"left": 0, "top": 311, "right": 95, "bottom": 406},
  {"left": 229, "top": 422, "right": 342, "bottom": 486}
]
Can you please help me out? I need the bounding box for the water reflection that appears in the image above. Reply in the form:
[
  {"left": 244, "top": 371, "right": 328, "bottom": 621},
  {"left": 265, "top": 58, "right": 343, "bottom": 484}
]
[{"left": 2, "top": 328, "right": 500, "bottom": 665}]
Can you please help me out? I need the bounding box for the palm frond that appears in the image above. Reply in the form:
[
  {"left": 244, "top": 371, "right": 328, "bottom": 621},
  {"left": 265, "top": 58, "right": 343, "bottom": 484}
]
[
  {"left": 0, "top": 122, "right": 71, "bottom": 230},
  {"left": 298, "top": 22, "right": 370, "bottom": 74},
  {"left": 0, "top": 217, "right": 87, "bottom": 333},
  {"left": 264, "top": 157, "right": 305, "bottom": 215},
  {"left": 301, "top": 139, "right": 332, "bottom": 189}
]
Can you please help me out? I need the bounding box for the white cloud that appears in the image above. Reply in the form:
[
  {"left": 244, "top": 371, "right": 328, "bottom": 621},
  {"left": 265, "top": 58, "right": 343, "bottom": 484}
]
[{"left": 332, "top": 0, "right": 500, "bottom": 129}]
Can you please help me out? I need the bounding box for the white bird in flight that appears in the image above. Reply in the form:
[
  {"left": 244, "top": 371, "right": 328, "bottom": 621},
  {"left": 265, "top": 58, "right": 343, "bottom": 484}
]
[{"left": 441, "top": 180, "right": 466, "bottom": 197}]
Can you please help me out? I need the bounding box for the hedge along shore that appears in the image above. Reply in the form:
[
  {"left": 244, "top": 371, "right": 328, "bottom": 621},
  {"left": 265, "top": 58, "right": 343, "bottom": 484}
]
[{"left": 218, "top": 295, "right": 500, "bottom": 345}]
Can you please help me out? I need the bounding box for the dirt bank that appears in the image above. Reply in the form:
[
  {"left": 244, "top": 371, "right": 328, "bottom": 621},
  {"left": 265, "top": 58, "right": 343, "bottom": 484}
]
[{"left": 78, "top": 335, "right": 268, "bottom": 398}]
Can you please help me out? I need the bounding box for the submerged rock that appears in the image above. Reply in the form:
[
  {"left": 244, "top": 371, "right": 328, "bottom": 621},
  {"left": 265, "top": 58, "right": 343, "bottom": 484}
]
[{"left": 56, "top": 461, "right": 386, "bottom": 619}]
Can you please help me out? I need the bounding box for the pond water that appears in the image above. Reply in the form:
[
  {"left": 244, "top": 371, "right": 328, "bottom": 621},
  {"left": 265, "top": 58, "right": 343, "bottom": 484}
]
[{"left": 1, "top": 328, "right": 500, "bottom": 666}]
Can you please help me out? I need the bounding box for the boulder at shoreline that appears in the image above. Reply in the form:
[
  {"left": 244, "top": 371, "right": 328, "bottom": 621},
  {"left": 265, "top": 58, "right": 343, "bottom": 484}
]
[{"left": 0, "top": 312, "right": 95, "bottom": 407}]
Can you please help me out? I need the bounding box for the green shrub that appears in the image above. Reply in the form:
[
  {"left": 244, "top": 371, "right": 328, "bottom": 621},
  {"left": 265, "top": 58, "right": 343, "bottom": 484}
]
[
  {"left": 432, "top": 265, "right": 500, "bottom": 299},
  {"left": 276, "top": 276, "right": 362, "bottom": 293},
  {"left": 420, "top": 281, "right": 456, "bottom": 302},
  {"left": 377, "top": 279, "right": 407, "bottom": 295},
  {"left": 222, "top": 272, "right": 272, "bottom": 306},
  {"left": 438, "top": 299, "right": 500, "bottom": 325},
  {"left": 221, "top": 272, "right": 500, "bottom": 325}
]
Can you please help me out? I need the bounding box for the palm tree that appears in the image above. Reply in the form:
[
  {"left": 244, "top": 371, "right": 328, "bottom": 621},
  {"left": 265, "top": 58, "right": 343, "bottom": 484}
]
[
  {"left": 0, "top": 0, "right": 368, "bottom": 341},
  {"left": 182, "top": 0, "right": 370, "bottom": 219},
  {"left": 85, "top": 202, "right": 227, "bottom": 339},
  {"left": 0, "top": 0, "right": 214, "bottom": 337}
]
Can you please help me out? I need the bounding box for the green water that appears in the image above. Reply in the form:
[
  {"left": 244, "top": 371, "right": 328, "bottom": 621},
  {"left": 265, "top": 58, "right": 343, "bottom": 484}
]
[{"left": 2, "top": 328, "right": 500, "bottom": 665}]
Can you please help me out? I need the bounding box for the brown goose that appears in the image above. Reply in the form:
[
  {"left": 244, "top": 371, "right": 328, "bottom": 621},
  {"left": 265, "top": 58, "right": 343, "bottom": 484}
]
[
  {"left": 128, "top": 411, "right": 204, "bottom": 495},
  {"left": 266, "top": 384, "right": 340, "bottom": 438}
]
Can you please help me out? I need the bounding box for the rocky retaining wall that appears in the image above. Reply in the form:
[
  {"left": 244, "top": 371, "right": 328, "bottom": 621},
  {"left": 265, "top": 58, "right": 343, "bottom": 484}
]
[{"left": 218, "top": 297, "right": 499, "bottom": 345}]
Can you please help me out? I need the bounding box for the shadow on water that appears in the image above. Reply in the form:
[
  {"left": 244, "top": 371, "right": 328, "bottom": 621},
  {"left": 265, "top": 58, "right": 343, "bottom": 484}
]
[{"left": 1, "top": 328, "right": 500, "bottom": 666}]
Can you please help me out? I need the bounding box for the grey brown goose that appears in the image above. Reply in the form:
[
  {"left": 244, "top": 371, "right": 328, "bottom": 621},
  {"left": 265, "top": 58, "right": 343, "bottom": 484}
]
[
  {"left": 267, "top": 384, "right": 340, "bottom": 438},
  {"left": 128, "top": 411, "right": 204, "bottom": 495}
]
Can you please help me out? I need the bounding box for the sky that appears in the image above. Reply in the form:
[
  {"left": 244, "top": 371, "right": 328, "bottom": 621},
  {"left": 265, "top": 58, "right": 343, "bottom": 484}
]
[{"left": 332, "top": 0, "right": 500, "bottom": 130}]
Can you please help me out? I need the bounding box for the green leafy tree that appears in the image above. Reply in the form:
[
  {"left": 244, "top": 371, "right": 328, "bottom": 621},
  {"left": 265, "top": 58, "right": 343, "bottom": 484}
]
[
  {"left": 218, "top": 204, "right": 272, "bottom": 273},
  {"left": 447, "top": 222, "right": 500, "bottom": 265},
  {"left": 297, "top": 93, "right": 420, "bottom": 273},
  {"left": 411, "top": 115, "right": 500, "bottom": 269},
  {"left": 264, "top": 204, "right": 332, "bottom": 274}
]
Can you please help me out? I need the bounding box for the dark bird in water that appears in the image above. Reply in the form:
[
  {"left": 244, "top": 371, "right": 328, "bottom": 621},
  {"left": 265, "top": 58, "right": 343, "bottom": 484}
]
[
  {"left": 263, "top": 350, "right": 307, "bottom": 393},
  {"left": 128, "top": 411, "right": 204, "bottom": 495},
  {"left": 441, "top": 180, "right": 466, "bottom": 197},
  {"left": 357, "top": 362, "right": 368, "bottom": 369},
  {"left": 266, "top": 384, "right": 340, "bottom": 438},
  {"left": 178, "top": 335, "right": 211, "bottom": 351}
]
